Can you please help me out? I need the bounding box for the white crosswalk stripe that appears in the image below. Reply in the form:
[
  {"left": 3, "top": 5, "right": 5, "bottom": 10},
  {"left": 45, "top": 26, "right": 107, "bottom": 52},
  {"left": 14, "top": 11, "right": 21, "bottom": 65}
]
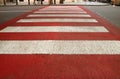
[
  {"left": 0, "top": 40, "right": 120, "bottom": 54},
  {"left": 17, "top": 18, "right": 98, "bottom": 22},
  {"left": 27, "top": 14, "right": 91, "bottom": 17},
  {"left": 0, "top": 26, "right": 108, "bottom": 32},
  {"left": 34, "top": 11, "right": 87, "bottom": 13}
]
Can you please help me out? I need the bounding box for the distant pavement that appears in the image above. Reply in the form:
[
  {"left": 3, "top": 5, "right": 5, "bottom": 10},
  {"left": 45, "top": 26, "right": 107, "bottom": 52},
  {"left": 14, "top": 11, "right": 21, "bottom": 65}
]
[{"left": 0, "top": 3, "right": 120, "bottom": 29}]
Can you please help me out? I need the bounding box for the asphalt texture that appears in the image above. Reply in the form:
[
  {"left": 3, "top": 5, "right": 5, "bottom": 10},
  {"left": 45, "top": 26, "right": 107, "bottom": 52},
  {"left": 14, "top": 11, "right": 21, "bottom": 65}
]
[
  {"left": 0, "top": 5, "right": 120, "bottom": 29},
  {"left": 0, "top": 6, "right": 45, "bottom": 24},
  {"left": 85, "top": 5, "right": 120, "bottom": 28}
]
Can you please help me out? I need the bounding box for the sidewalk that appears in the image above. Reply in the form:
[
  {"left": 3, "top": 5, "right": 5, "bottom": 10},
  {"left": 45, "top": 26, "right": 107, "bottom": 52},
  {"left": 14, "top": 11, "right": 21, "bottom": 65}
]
[
  {"left": 0, "top": 1, "right": 109, "bottom": 6},
  {"left": 64, "top": 1, "right": 109, "bottom": 5}
]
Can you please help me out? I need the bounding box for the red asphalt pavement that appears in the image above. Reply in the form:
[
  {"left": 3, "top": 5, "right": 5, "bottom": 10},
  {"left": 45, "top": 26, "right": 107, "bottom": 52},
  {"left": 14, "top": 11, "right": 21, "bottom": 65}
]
[{"left": 0, "top": 6, "right": 120, "bottom": 79}]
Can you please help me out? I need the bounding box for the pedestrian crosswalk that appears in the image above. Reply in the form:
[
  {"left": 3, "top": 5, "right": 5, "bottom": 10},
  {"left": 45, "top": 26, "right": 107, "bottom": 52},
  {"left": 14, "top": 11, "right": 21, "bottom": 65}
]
[
  {"left": 0, "top": 6, "right": 120, "bottom": 54},
  {"left": 0, "top": 6, "right": 120, "bottom": 79}
]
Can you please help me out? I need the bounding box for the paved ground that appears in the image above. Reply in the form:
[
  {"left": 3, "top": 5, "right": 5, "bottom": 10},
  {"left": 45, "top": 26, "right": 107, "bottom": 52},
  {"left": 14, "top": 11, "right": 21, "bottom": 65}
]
[
  {"left": 0, "top": 5, "right": 120, "bottom": 28},
  {"left": 0, "top": 6, "right": 45, "bottom": 24},
  {"left": 85, "top": 5, "right": 120, "bottom": 28},
  {"left": 0, "top": 5, "right": 120, "bottom": 79}
]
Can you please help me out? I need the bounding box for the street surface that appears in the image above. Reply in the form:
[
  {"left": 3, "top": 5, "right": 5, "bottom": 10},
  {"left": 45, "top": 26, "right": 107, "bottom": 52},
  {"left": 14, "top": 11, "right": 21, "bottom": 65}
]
[{"left": 0, "top": 5, "right": 120, "bottom": 79}]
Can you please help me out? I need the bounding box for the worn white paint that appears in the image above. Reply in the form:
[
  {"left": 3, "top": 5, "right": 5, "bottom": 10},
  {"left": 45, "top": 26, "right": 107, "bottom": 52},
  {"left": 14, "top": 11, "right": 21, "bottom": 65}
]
[
  {"left": 34, "top": 11, "right": 87, "bottom": 13},
  {"left": 0, "top": 26, "right": 108, "bottom": 32},
  {"left": 17, "top": 18, "right": 97, "bottom": 22},
  {"left": 27, "top": 14, "right": 91, "bottom": 17},
  {"left": 0, "top": 40, "right": 120, "bottom": 54}
]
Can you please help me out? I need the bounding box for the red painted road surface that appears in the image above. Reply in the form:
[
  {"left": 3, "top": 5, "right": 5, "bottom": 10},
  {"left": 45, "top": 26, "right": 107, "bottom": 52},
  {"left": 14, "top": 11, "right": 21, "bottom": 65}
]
[
  {"left": 0, "top": 55, "right": 120, "bottom": 79},
  {"left": 0, "top": 6, "right": 120, "bottom": 79}
]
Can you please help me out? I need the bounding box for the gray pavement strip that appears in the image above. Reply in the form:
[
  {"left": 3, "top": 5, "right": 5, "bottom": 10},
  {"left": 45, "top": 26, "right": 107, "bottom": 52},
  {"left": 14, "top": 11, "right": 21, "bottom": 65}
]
[{"left": 0, "top": 10, "right": 30, "bottom": 12}]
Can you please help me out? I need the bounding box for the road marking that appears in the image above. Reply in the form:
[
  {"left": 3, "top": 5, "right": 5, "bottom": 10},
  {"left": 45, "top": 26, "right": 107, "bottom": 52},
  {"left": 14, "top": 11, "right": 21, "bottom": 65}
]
[
  {"left": 27, "top": 14, "right": 91, "bottom": 17},
  {"left": 40, "top": 9, "right": 84, "bottom": 11},
  {"left": 38, "top": 10, "right": 86, "bottom": 12},
  {"left": 34, "top": 11, "right": 87, "bottom": 13},
  {"left": 17, "top": 18, "right": 98, "bottom": 22},
  {"left": 39, "top": 9, "right": 85, "bottom": 11},
  {"left": 0, "top": 26, "right": 108, "bottom": 32},
  {"left": 0, "top": 40, "right": 120, "bottom": 54}
]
